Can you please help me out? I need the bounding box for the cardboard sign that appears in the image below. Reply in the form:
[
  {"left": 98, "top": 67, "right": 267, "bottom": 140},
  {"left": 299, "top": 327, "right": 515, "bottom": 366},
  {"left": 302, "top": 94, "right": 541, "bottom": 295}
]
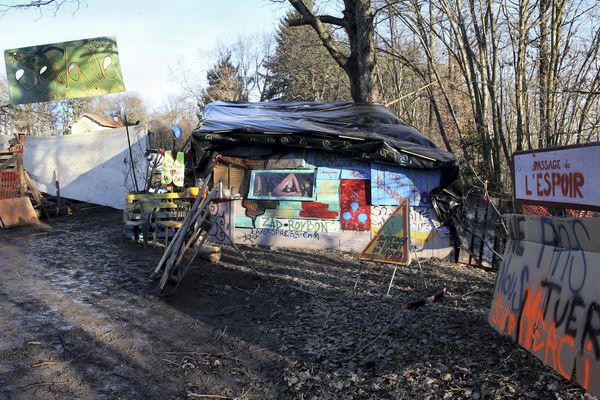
[
  {"left": 489, "top": 214, "right": 600, "bottom": 397},
  {"left": 161, "top": 152, "right": 174, "bottom": 185},
  {"left": 4, "top": 36, "right": 125, "bottom": 104},
  {"left": 360, "top": 199, "right": 411, "bottom": 265},
  {"left": 513, "top": 143, "right": 600, "bottom": 210},
  {"left": 172, "top": 152, "right": 185, "bottom": 187}
]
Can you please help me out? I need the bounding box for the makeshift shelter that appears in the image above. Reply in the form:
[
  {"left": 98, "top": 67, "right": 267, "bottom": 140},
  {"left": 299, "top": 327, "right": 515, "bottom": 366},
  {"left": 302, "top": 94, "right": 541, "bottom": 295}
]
[{"left": 191, "top": 101, "right": 459, "bottom": 259}]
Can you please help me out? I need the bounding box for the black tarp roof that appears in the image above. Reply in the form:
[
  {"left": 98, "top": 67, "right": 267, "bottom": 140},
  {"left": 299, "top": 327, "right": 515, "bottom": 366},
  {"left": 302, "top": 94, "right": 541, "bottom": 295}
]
[{"left": 192, "top": 101, "right": 458, "bottom": 185}]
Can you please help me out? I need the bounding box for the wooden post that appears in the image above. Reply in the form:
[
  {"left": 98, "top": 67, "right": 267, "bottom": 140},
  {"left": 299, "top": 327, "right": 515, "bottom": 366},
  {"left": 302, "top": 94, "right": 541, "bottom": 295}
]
[
  {"left": 16, "top": 133, "right": 26, "bottom": 197},
  {"left": 54, "top": 170, "right": 61, "bottom": 209}
]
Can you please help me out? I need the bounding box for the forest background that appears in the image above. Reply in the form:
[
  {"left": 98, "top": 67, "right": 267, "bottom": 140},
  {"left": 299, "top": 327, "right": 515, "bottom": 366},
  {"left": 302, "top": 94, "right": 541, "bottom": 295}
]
[{"left": 1, "top": 0, "right": 599, "bottom": 196}]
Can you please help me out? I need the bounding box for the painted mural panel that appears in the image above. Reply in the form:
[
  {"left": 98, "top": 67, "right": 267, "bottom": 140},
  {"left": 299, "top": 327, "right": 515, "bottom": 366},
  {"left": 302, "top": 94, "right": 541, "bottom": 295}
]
[
  {"left": 370, "top": 163, "right": 441, "bottom": 206},
  {"left": 410, "top": 207, "right": 450, "bottom": 247},
  {"left": 340, "top": 179, "right": 370, "bottom": 231},
  {"left": 341, "top": 165, "right": 371, "bottom": 180},
  {"left": 314, "top": 179, "right": 340, "bottom": 209},
  {"left": 249, "top": 169, "right": 315, "bottom": 201},
  {"left": 298, "top": 201, "right": 339, "bottom": 219},
  {"left": 489, "top": 215, "right": 600, "bottom": 397},
  {"left": 316, "top": 167, "right": 341, "bottom": 180}
]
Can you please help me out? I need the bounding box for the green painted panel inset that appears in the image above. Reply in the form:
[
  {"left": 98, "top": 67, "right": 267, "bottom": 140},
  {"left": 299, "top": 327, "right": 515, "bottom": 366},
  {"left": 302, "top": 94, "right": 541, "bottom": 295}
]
[
  {"left": 235, "top": 215, "right": 255, "bottom": 228},
  {"left": 315, "top": 179, "right": 340, "bottom": 210}
]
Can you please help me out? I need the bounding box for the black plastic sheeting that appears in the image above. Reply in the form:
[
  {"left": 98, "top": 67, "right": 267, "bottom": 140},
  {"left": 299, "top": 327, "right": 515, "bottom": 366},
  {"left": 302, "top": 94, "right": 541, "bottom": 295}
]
[{"left": 191, "top": 101, "right": 459, "bottom": 186}]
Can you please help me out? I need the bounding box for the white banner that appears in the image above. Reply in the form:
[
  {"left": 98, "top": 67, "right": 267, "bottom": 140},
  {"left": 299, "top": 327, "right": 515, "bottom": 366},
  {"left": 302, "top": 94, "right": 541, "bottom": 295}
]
[{"left": 24, "top": 126, "right": 147, "bottom": 209}]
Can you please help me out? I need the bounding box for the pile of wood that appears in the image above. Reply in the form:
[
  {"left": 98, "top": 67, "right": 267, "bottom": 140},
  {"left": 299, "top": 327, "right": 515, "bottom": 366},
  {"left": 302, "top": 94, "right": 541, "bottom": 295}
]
[{"left": 151, "top": 185, "right": 220, "bottom": 295}]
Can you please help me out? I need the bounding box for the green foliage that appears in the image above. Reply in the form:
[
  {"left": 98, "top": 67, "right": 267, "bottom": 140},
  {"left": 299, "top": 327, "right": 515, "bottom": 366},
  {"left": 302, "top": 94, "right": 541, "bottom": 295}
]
[{"left": 201, "top": 51, "right": 247, "bottom": 105}]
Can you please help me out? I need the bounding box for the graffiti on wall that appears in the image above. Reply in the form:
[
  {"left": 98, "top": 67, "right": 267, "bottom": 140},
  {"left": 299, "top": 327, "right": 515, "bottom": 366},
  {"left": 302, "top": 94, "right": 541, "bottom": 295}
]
[
  {"left": 255, "top": 216, "right": 339, "bottom": 233},
  {"left": 316, "top": 167, "right": 341, "bottom": 180},
  {"left": 370, "top": 163, "right": 441, "bottom": 206},
  {"left": 237, "top": 228, "right": 321, "bottom": 245},
  {"left": 489, "top": 214, "right": 600, "bottom": 396},
  {"left": 340, "top": 179, "right": 370, "bottom": 231},
  {"left": 410, "top": 207, "right": 450, "bottom": 247},
  {"left": 208, "top": 201, "right": 231, "bottom": 244},
  {"left": 372, "top": 205, "right": 447, "bottom": 244}
]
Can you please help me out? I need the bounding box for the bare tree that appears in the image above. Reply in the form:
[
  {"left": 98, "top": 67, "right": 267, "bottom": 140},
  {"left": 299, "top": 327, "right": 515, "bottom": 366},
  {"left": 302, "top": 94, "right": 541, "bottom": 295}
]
[
  {"left": 287, "top": 0, "right": 380, "bottom": 103},
  {"left": 0, "top": 0, "right": 85, "bottom": 16}
]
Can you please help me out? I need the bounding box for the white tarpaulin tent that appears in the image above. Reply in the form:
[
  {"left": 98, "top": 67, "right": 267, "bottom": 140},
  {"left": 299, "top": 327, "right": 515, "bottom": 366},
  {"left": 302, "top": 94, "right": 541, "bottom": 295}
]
[{"left": 24, "top": 126, "right": 148, "bottom": 209}]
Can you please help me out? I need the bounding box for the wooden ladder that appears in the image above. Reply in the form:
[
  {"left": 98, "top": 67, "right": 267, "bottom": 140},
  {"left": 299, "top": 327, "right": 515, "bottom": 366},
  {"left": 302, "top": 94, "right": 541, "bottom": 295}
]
[{"left": 151, "top": 183, "right": 259, "bottom": 296}]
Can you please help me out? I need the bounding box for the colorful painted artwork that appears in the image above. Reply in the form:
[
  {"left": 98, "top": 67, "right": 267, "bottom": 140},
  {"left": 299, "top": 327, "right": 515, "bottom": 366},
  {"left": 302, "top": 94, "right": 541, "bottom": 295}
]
[
  {"left": 298, "top": 201, "right": 339, "bottom": 219},
  {"left": 160, "top": 151, "right": 184, "bottom": 186},
  {"left": 241, "top": 199, "right": 279, "bottom": 220},
  {"left": 316, "top": 167, "right": 341, "bottom": 180},
  {"left": 340, "top": 179, "right": 370, "bottom": 231},
  {"left": 370, "top": 163, "right": 441, "bottom": 206},
  {"left": 248, "top": 170, "right": 316, "bottom": 201},
  {"left": 360, "top": 200, "right": 411, "bottom": 265},
  {"left": 4, "top": 36, "right": 125, "bottom": 104},
  {"left": 341, "top": 165, "right": 371, "bottom": 180},
  {"left": 172, "top": 152, "right": 185, "bottom": 187},
  {"left": 314, "top": 179, "right": 340, "bottom": 210}
]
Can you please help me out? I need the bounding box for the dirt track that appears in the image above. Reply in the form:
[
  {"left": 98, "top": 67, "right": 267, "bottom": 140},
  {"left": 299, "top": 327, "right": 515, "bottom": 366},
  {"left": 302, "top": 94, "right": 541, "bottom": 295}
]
[{"left": 0, "top": 207, "right": 593, "bottom": 399}]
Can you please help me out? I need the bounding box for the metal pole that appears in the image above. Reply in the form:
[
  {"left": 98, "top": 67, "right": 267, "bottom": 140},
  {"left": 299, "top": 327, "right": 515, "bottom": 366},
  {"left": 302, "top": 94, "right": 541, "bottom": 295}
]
[{"left": 124, "top": 114, "right": 140, "bottom": 193}]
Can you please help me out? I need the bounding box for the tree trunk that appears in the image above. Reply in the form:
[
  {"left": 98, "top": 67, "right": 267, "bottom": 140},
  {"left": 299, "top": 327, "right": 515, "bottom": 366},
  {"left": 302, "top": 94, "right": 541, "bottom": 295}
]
[{"left": 288, "top": 0, "right": 380, "bottom": 103}]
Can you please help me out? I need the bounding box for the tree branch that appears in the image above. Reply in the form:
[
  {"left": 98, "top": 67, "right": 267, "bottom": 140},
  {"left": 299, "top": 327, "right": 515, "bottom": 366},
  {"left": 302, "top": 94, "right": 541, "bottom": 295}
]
[
  {"left": 287, "top": 0, "right": 349, "bottom": 69},
  {"left": 288, "top": 14, "right": 347, "bottom": 28}
]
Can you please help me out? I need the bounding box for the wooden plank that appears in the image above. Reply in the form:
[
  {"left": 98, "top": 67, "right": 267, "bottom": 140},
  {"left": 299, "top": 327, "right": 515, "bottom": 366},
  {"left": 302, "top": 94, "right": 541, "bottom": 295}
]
[{"left": 213, "top": 164, "right": 246, "bottom": 196}]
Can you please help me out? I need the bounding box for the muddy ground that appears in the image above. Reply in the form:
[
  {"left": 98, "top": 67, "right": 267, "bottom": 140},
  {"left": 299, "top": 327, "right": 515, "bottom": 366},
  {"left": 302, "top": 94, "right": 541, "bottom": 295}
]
[{"left": 0, "top": 206, "right": 594, "bottom": 399}]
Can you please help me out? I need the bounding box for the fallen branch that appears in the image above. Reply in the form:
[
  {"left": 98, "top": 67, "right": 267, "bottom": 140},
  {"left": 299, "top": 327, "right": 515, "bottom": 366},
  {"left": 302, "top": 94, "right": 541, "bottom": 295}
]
[
  {"left": 58, "top": 333, "right": 77, "bottom": 358},
  {"left": 288, "top": 284, "right": 318, "bottom": 296},
  {"left": 401, "top": 287, "right": 446, "bottom": 310}
]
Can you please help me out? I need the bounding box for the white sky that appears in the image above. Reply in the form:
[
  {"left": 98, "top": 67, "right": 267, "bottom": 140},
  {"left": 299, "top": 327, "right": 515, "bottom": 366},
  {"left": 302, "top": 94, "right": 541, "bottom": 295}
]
[{"left": 0, "top": 0, "right": 288, "bottom": 108}]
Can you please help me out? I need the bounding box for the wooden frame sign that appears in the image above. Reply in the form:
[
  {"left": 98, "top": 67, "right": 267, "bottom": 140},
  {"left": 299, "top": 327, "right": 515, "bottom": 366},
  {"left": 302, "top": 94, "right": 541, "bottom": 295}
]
[
  {"left": 360, "top": 199, "right": 411, "bottom": 265},
  {"left": 513, "top": 143, "right": 600, "bottom": 211}
]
